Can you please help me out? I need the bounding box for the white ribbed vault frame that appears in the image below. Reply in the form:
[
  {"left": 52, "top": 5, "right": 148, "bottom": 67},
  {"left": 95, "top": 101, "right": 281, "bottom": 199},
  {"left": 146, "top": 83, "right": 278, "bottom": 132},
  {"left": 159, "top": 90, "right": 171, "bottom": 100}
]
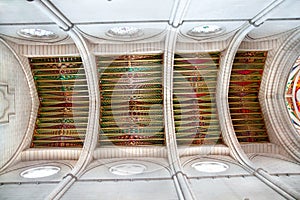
[
  {"left": 260, "top": 28, "right": 300, "bottom": 162},
  {"left": 26, "top": 1, "right": 100, "bottom": 199},
  {"left": 0, "top": 0, "right": 297, "bottom": 199},
  {"left": 0, "top": 38, "right": 39, "bottom": 172},
  {"left": 216, "top": 0, "right": 299, "bottom": 199},
  {"left": 164, "top": 0, "right": 196, "bottom": 199}
]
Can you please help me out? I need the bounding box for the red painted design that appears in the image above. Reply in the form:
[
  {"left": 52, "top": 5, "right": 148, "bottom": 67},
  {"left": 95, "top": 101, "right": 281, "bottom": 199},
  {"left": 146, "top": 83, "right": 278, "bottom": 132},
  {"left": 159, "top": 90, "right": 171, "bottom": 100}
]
[{"left": 235, "top": 70, "right": 253, "bottom": 75}]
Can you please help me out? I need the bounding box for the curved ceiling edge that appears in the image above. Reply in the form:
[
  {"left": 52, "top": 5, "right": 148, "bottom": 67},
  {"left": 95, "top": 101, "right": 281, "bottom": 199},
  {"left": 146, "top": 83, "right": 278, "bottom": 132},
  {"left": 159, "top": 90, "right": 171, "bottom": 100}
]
[
  {"left": 0, "top": 33, "right": 72, "bottom": 45},
  {"left": 260, "top": 28, "right": 300, "bottom": 162},
  {"left": 245, "top": 26, "right": 300, "bottom": 42},
  {"left": 178, "top": 27, "right": 237, "bottom": 43},
  {"left": 83, "top": 158, "right": 172, "bottom": 175},
  {"left": 76, "top": 26, "right": 168, "bottom": 43},
  {"left": 181, "top": 155, "right": 244, "bottom": 168},
  {"left": 0, "top": 38, "right": 39, "bottom": 173}
]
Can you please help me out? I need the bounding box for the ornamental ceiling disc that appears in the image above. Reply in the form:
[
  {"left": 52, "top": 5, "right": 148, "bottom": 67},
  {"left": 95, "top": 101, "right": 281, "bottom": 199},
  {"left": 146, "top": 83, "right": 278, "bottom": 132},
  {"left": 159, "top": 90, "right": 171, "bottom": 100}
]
[
  {"left": 191, "top": 161, "right": 229, "bottom": 173},
  {"left": 20, "top": 166, "right": 60, "bottom": 178},
  {"left": 109, "top": 163, "right": 146, "bottom": 175}
]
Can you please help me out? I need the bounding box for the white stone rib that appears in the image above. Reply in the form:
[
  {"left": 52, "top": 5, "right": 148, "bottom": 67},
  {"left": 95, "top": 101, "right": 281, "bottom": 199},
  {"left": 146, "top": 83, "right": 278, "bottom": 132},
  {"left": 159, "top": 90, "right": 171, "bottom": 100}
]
[
  {"left": 260, "top": 28, "right": 300, "bottom": 161},
  {"left": 164, "top": 0, "right": 196, "bottom": 199},
  {"left": 27, "top": 1, "right": 100, "bottom": 199},
  {"left": 216, "top": 0, "right": 300, "bottom": 199},
  {"left": 0, "top": 38, "right": 39, "bottom": 172}
]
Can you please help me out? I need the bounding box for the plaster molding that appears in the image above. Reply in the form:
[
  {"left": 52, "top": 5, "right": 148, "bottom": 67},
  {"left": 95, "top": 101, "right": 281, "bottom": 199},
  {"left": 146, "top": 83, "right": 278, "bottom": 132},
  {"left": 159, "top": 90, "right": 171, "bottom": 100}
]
[
  {"left": 169, "top": 0, "right": 191, "bottom": 28},
  {"left": 77, "top": 26, "right": 168, "bottom": 43},
  {"left": 47, "top": 23, "right": 100, "bottom": 200},
  {"left": 0, "top": 33, "right": 72, "bottom": 46},
  {"left": 240, "top": 29, "right": 294, "bottom": 51},
  {"left": 21, "top": 148, "right": 82, "bottom": 161},
  {"left": 177, "top": 29, "right": 236, "bottom": 43},
  {"left": 163, "top": 0, "right": 196, "bottom": 199},
  {"left": 176, "top": 36, "right": 231, "bottom": 52},
  {"left": 260, "top": 28, "right": 300, "bottom": 162},
  {"left": 216, "top": 0, "right": 300, "bottom": 198},
  {"left": 91, "top": 42, "right": 164, "bottom": 55},
  {"left": 0, "top": 38, "right": 39, "bottom": 173},
  {"left": 245, "top": 26, "right": 300, "bottom": 42},
  {"left": 83, "top": 158, "right": 172, "bottom": 175},
  {"left": 248, "top": 153, "right": 300, "bottom": 165},
  {"left": 93, "top": 147, "right": 168, "bottom": 159},
  {"left": 182, "top": 155, "right": 246, "bottom": 169},
  {"left": 259, "top": 49, "right": 287, "bottom": 147},
  {"left": 216, "top": 22, "right": 255, "bottom": 167},
  {"left": 0, "top": 83, "right": 15, "bottom": 124},
  {"left": 26, "top": 1, "right": 99, "bottom": 199},
  {"left": 18, "top": 43, "right": 79, "bottom": 57},
  {"left": 178, "top": 145, "right": 230, "bottom": 157}
]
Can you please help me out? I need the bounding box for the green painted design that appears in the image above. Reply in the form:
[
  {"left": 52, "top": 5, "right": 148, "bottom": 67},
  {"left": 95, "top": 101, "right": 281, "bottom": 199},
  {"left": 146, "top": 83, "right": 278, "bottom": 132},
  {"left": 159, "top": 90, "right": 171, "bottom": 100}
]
[
  {"left": 30, "top": 57, "right": 88, "bottom": 148},
  {"left": 98, "top": 54, "right": 164, "bottom": 146},
  {"left": 173, "top": 52, "right": 222, "bottom": 145}
]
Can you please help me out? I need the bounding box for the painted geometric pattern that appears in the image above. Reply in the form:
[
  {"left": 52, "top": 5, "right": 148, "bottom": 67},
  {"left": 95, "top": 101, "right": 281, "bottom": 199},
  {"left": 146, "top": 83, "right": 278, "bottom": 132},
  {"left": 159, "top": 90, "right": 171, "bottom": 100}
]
[
  {"left": 173, "top": 52, "right": 223, "bottom": 145},
  {"left": 30, "top": 57, "right": 88, "bottom": 147},
  {"left": 285, "top": 56, "right": 300, "bottom": 131},
  {"left": 97, "top": 54, "right": 164, "bottom": 146},
  {"left": 229, "top": 51, "right": 269, "bottom": 143}
]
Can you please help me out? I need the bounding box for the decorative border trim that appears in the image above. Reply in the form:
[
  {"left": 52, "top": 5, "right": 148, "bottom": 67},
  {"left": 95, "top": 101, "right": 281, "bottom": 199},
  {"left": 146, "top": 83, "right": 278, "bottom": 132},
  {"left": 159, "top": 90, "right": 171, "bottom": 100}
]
[
  {"left": 259, "top": 28, "right": 300, "bottom": 162},
  {"left": 216, "top": 22, "right": 254, "bottom": 166},
  {"left": 241, "top": 143, "right": 283, "bottom": 155},
  {"left": 94, "top": 147, "right": 168, "bottom": 159},
  {"left": 19, "top": 43, "right": 79, "bottom": 57},
  {"left": 176, "top": 37, "right": 231, "bottom": 52},
  {"left": 0, "top": 38, "right": 39, "bottom": 172},
  {"left": 164, "top": 1, "right": 197, "bottom": 199},
  {"left": 0, "top": 33, "right": 71, "bottom": 46},
  {"left": 21, "top": 149, "right": 82, "bottom": 161},
  {"left": 0, "top": 83, "right": 15, "bottom": 124},
  {"left": 91, "top": 42, "right": 164, "bottom": 55}
]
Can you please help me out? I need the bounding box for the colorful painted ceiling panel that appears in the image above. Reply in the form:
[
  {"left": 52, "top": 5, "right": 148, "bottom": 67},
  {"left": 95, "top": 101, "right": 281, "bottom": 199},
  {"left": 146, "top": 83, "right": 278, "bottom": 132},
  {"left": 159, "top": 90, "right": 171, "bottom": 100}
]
[
  {"left": 97, "top": 54, "right": 164, "bottom": 146},
  {"left": 285, "top": 56, "right": 300, "bottom": 131},
  {"left": 173, "top": 52, "right": 223, "bottom": 145},
  {"left": 229, "top": 51, "right": 269, "bottom": 143},
  {"left": 30, "top": 57, "right": 88, "bottom": 147}
]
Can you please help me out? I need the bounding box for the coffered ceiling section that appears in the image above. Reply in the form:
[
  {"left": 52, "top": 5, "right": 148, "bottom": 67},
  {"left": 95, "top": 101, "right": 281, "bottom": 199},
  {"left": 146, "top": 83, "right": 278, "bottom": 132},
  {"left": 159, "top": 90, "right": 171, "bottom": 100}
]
[
  {"left": 229, "top": 51, "right": 269, "bottom": 143},
  {"left": 97, "top": 54, "right": 164, "bottom": 146},
  {"left": 173, "top": 52, "right": 223, "bottom": 145},
  {"left": 30, "top": 57, "right": 89, "bottom": 148}
]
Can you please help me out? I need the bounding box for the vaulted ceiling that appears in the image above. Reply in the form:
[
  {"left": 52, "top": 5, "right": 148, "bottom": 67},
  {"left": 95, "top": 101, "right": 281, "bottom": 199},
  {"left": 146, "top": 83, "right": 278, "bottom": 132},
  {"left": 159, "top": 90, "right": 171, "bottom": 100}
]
[
  {"left": 0, "top": 1, "right": 300, "bottom": 200},
  {"left": 0, "top": 0, "right": 299, "bottom": 44}
]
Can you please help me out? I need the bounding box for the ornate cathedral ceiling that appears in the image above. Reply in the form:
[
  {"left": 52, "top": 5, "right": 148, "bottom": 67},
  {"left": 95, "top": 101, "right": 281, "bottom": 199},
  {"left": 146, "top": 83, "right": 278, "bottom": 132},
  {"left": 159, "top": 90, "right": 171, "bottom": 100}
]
[{"left": 0, "top": 0, "right": 299, "bottom": 199}]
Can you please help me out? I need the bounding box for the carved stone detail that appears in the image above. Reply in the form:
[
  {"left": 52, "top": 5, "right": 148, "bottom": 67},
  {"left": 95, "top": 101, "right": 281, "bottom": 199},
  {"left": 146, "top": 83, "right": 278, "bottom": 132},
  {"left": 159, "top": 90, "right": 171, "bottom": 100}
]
[{"left": 0, "top": 83, "right": 15, "bottom": 124}]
